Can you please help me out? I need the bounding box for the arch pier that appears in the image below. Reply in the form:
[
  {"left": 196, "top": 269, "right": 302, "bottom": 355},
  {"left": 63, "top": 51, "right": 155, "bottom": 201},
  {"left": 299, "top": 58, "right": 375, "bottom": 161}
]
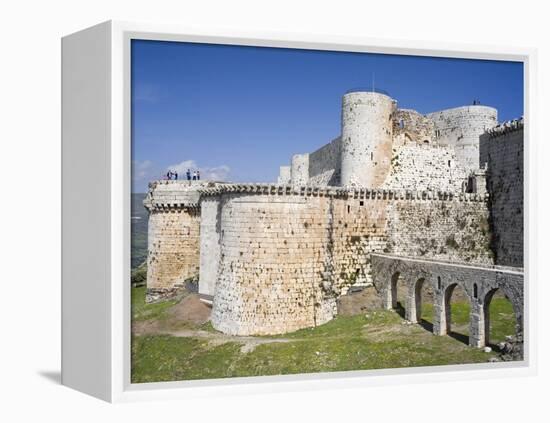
[{"left": 371, "top": 254, "right": 524, "bottom": 348}]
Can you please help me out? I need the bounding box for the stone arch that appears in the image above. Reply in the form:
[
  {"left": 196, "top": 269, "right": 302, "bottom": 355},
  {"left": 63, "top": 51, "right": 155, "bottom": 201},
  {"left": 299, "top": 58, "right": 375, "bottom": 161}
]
[
  {"left": 387, "top": 271, "right": 407, "bottom": 317},
  {"left": 482, "top": 287, "right": 521, "bottom": 347},
  {"left": 409, "top": 277, "right": 426, "bottom": 324},
  {"left": 442, "top": 282, "right": 472, "bottom": 344},
  {"left": 390, "top": 271, "right": 400, "bottom": 309}
]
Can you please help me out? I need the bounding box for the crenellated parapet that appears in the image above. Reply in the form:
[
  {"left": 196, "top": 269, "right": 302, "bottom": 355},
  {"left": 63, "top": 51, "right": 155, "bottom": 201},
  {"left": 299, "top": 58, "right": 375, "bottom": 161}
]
[
  {"left": 484, "top": 117, "right": 524, "bottom": 138},
  {"left": 199, "top": 182, "right": 494, "bottom": 335},
  {"left": 197, "top": 182, "right": 489, "bottom": 202},
  {"left": 143, "top": 180, "right": 225, "bottom": 211}
]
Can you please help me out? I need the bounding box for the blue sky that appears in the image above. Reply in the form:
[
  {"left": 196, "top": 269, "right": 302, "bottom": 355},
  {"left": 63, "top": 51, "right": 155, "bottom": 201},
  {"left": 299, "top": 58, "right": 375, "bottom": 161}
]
[{"left": 131, "top": 39, "right": 523, "bottom": 193}]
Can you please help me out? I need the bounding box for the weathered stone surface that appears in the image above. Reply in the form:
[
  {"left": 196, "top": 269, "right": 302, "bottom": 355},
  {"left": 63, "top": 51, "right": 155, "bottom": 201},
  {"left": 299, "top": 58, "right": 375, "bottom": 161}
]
[
  {"left": 382, "top": 143, "right": 468, "bottom": 193},
  {"left": 198, "top": 186, "right": 494, "bottom": 335},
  {"left": 341, "top": 91, "right": 394, "bottom": 187},
  {"left": 144, "top": 181, "right": 220, "bottom": 302},
  {"left": 371, "top": 254, "right": 523, "bottom": 351},
  {"left": 480, "top": 123, "right": 523, "bottom": 267},
  {"left": 427, "top": 105, "right": 498, "bottom": 174},
  {"left": 142, "top": 91, "right": 523, "bottom": 341}
]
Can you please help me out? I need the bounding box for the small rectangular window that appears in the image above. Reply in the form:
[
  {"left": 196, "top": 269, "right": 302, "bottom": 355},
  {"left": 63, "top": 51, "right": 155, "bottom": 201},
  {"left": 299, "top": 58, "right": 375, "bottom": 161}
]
[{"left": 359, "top": 201, "right": 364, "bottom": 206}]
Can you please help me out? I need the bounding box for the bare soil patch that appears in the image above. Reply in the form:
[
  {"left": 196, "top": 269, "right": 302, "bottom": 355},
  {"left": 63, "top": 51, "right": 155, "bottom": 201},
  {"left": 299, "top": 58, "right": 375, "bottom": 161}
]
[
  {"left": 168, "top": 293, "right": 211, "bottom": 325},
  {"left": 337, "top": 286, "right": 384, "bottom": 315}
]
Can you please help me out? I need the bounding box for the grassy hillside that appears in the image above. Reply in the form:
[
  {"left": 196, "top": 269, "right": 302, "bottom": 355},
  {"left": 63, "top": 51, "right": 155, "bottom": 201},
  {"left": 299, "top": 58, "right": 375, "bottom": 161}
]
[
  {"left": 131, "top": 193, "right": 148, "bottom": 269},
  {"left": 131, "top": 286, "right": 517, "bottom": 383}
]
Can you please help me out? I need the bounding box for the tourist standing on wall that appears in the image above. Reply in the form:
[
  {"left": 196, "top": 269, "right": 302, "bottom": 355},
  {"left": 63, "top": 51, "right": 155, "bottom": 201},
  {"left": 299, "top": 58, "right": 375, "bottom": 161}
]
[
  {"left": 186, "top": 169, "right": 191, "bottom": 180},
  {"left": 192, "top": 171, "right": 197, "bottom": 180},
  {"left": 197, "top": 170, "right": 200, "bottom": 180}
]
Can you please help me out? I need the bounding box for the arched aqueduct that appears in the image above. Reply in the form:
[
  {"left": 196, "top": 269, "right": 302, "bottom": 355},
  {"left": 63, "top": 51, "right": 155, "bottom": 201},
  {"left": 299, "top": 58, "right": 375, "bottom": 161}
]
[{"left": 371, "top": 254, "right": 524, "bottom": 348}]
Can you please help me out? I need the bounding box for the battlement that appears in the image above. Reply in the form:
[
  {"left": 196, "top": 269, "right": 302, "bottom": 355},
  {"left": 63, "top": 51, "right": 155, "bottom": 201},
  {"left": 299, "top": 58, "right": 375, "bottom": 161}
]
[
  {"left": 485, "top": 117, "right": 524, "bottom": 138},
  {"left": 197, "top": 183, "right": 488, "bottom": 202},
  {"left": 143, "top": 180, "right": 225, "bottom": 211}
]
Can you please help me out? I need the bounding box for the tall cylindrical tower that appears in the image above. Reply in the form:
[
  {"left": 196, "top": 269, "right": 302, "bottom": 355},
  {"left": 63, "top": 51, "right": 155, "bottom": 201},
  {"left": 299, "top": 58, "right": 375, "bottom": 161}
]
[{"left": 340, "top": 91, "right": 394, "bottom": 187}]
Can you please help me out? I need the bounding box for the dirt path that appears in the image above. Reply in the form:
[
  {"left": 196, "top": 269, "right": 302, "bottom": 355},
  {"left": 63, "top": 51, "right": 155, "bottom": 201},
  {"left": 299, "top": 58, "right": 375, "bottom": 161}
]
[{"left": 133, "top": 319, "right": 290, "bottom": 353}]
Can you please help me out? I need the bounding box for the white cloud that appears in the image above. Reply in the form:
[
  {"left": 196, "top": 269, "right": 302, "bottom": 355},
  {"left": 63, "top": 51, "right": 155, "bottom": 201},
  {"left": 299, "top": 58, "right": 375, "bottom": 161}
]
[{"left": 167, "top": 160, "right": 231, "bottom": 182}]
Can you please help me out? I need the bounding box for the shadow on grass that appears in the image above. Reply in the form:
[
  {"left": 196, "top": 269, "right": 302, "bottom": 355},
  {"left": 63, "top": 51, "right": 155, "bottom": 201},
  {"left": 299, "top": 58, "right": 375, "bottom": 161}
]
[
  {"left": 419, "top": 319, "right": 434, "bottom": 332},
  {"left": 448, "top": 331, "right": 469, "bottom": 345},
  {"left": 394, "top": 302, "right": 406, "bottom": 319}
]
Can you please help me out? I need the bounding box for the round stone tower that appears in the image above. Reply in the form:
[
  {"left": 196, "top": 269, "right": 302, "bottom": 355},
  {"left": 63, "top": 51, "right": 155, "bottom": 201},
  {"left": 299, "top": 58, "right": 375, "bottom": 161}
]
[
  {"left": 427, "top": 105, "right": 498, "bottom": 173},
  {"left": 340, "top": 91, "right": 394, "bottom": 187}
]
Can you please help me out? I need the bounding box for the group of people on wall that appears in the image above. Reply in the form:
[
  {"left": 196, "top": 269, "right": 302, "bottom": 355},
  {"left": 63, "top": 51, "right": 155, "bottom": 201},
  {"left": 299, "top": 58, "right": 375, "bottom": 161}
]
[{"left": 164, "top": 169, "right": 201, "bottom": 181}]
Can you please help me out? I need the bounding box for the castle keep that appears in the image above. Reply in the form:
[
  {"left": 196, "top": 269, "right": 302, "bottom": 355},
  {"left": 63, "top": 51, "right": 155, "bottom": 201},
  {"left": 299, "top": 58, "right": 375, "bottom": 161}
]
[{"left": 143, "top": 90, "right": 524, "bottom": 343}]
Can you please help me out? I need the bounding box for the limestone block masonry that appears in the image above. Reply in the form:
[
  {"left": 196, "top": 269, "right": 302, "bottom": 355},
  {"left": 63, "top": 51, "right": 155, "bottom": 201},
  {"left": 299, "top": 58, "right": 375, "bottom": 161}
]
[
  {"left": 382, "top": 143, "right": 468, "bottom": 192},
  {"left": 480, "top": 120, "right": 524, "bottom": 267},
  {"left": 198, "top": 185, "right": 494, "bottom": 336},
  {"left": 141, "top": 90, "right": 524, "bottom": 340},
  {"left": 371, "top": 254, "right": 523, "bottom": 351},
  {"left": 341, "top": 91, "right": 394, "bottom": 187},
  {"left": 143, "top": 180, "right": 216, "bottom": 302}
]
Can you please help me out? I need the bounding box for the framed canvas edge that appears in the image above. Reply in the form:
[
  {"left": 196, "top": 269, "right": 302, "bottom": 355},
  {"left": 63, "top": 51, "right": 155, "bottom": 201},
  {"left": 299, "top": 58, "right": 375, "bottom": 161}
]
[{"left": 107, "top": 20, "right": 538, "bottom": 403}]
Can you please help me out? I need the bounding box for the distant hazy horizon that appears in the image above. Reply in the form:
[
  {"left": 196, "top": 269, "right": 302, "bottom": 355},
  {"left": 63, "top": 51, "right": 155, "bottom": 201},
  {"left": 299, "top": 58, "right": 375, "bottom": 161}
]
[{"left": 131, "top": 39, "right": 523, "bottom": 193}]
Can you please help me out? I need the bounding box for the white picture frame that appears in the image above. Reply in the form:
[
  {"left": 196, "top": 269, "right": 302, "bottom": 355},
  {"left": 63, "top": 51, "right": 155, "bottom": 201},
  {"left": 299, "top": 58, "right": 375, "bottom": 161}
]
[{"left": 61, "top": 20, "right": 537, "bottom": 403}]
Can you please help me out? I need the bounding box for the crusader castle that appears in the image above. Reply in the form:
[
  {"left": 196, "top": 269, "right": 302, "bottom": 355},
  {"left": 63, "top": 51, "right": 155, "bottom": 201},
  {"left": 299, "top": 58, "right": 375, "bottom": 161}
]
[{"left": 143, "top": 90, "right": 524, "bottom": 349}]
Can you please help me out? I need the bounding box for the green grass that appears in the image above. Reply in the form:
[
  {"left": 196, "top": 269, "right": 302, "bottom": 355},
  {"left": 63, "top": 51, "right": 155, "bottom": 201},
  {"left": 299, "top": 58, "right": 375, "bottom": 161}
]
[
  {"left": 420, "top": 298, "right": 516, "bottom": 343},
  {"left": 131, "top": 287, "right": 518, "bottom": 383},
  {"left": 131, "top": 286, "right": 178, "bottom": 322},
  {"left": 487, "top": 298, "right": 516, "bottom": 344}
]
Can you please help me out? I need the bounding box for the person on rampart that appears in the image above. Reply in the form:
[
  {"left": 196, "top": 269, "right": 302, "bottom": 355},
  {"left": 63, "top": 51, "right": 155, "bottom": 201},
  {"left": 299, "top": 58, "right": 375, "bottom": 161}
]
[
  {"left": 197, "top": 170, "right": 200, "bottom": 180},
  {"left": 186, "top": 169, "right": 191, "bottom": 180},
  {"left": 192, "top": 171, "right": 197, "bottom": 180}
]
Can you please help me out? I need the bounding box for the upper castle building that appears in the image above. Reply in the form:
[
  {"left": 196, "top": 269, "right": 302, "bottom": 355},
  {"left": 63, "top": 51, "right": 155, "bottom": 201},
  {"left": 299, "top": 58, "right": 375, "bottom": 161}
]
[{"left": 277, "top": 89, "right": 498, "bottom": 193}]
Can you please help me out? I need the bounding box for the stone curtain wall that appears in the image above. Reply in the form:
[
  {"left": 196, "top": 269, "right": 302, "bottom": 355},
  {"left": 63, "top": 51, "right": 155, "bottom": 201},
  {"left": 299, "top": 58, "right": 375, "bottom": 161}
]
[
  {"left": 371, "top": 254, "right": 524, "bottom": 349},
  {"left": 307, "top": 136, "right": 342, "bottom": 186},
  {"left": 331, "top": 195, "right": 390, "bottom": 289},
  {"left": 427, "top": 105, "right": 497, "bottom": 173},
  {"left": 340, "top": 92, "right": 394, "bottom": 187},
  {"left": 199, "top": 185, "right": 494, "bottom": 335},
  {"left": 386, "top": 197, "right": 493, "bottom": 265},
  {"left": 382, "top": 143, "right": 468, "bottom": 193},
  {"left": 480, "top": 123, "right": 524, "bottom": 267}
]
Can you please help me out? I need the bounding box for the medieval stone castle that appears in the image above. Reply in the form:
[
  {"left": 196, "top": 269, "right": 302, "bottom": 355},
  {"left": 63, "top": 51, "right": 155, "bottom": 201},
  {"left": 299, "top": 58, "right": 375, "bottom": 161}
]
[{"left": 143, "top": 90, "right": 524, "bottom": 350}]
